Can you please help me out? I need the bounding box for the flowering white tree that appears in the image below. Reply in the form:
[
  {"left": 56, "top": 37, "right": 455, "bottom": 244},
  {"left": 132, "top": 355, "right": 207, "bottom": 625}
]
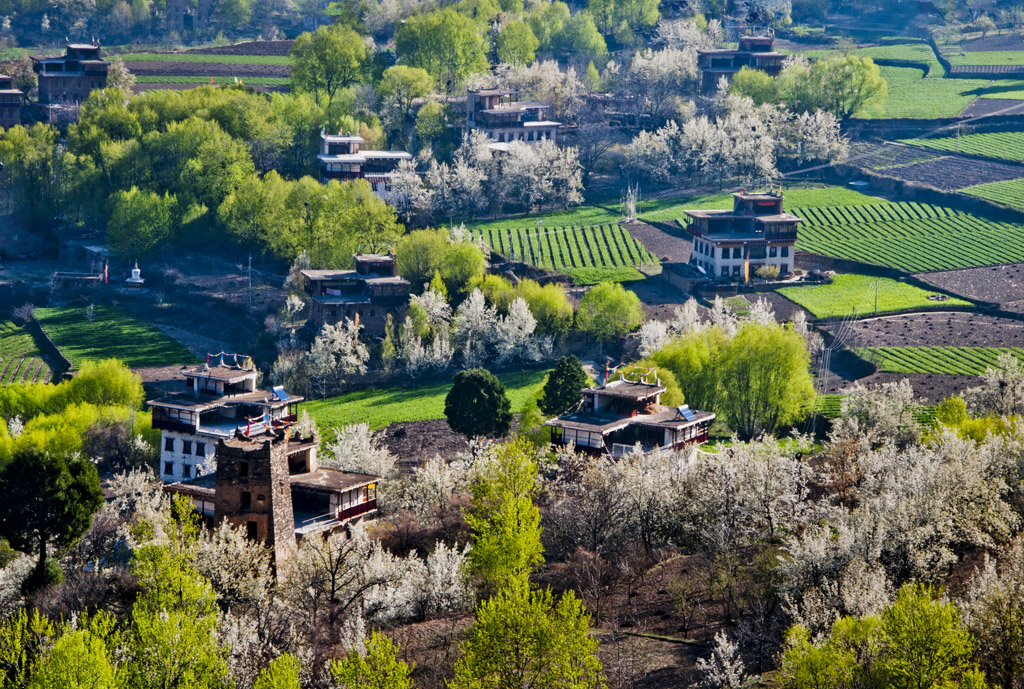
[
  {"left": 621, "top": 47, "right": 698, "bottom": 126},
  {"left": 494, "top": 297, "right": 548, "bottom": 364},
  {"left": 307, "top": 319, "right": 369, "bottom": 398},
  {"left": 452, "top": 289, "right": 498, "bottom": 367},
  {"left": 966, "top": 352, "right": 1024, "bottom": 417},
  {"left": 324, "top": 423, "right": 398, "bottom": 478},
  {"left": 696, "top": 632, "right": 752, "bottom": 689},
  {"left": 498, "top": 60, "right": 584, "bottom": 123}
]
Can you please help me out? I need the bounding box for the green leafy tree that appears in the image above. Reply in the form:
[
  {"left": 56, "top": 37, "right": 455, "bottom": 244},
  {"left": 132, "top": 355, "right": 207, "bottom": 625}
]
[
  {"left": 729, "top": 66, "right": 779, "bottom": 105},
  {"left": 396, "top": 9, "right": 490, "bottom": 96},
  {"left": 516, "top": 279, "right": 573, "bottom": 337},
  {"left": 429, "top": 269, "right": 449, "bottom": 301},
  {"left": 539, "top": 355, "right": 588, "bottom": 416},
  {"left": 397, "top": 229, "right": 449, "bottom": 288},
  {"left": 560, "top": 13, "right": 608, "bottom": 64},
  {"left": 27, "top": 617, "right": 118, "bottom": 689},
  {"left": 64, "top": 358, "right": 145, "bottom": 409},
  {"left": 780, "top": 54, "right": 886, "bottom": 120},
  {"left": 107, "top": 186, "right": 177, "bottom": 259},
  {"left": 442, "top": 243, "right": 487, "bottom": 296},
  {"left": 381, "top": 314, "right": 398, "bottom": 373},
  {"left": 465, "top": 437, "right": 544, "bottom": 591},
  {"left": 719, "top": 322, "right": 814, "bottom": 439},
  {"left": 497, "top": 21, "right": 540, "bottom": 67},
  {"left": 575, "top": 282, "right": 644, "bottom": 344},
  {"left": 290, "top": 24, "right": 368, "bottom": 106},
  {"left": 0, "top": 610, "right": 58, "bottom": 689},
  {"left": 415, "top": 102, "right": 448, "bottom": 150},
  {"left": 650, "top": 327, "right": 728, "bottom": 414},
  {"left": 445, "top": 368, "right": 513, "bottom": 439},
  {"left": 882, "top": 583, "right": 980, "bottom": 689},
  {"left": 254, "top": 654, "right": 302, "bottom": 689},
  {"left": 0, "top": 447, "right": 103, "bottom": 589},
  {"left": 380, "top": 65, "right": 435, "bottom": 114},
  {"left": 583, "top": 61, "right": 601, "bottom": 91},
  {"left": 331, "top": 630, "right": 414, "bottom": 689},
  {"left": 451, "top": 582, "right": 605, "bottom": 689},
  {"left": 0, "top": 123, "right": 60, "bottom": 230}
]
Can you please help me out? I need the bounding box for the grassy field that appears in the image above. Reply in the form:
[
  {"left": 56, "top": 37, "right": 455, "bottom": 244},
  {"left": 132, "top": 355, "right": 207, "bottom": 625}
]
[
  {"left": 962, "top": 178, "right": 1024, "bottom": 210},
  {"left": 304, "top": 369, "right": 550, "bottom": 430},
  {"left": 802, "top": 42, "right": 944, "bottom": 75},
  {"left": 900, "top": 131, "right": 1024, "bottom": 161},
  {"left": 135, "top": 75, "right": 290, "bottom": 85},
  {"left": 859, "top": 346, "right": 1024, "bottom": 375},
  {"left": 980, "top": 81, "right": 1024, "bottom": 100},
  {"left": 474, "top": 223, "right": 655, "bottom": 285},
  {"left": 650, "top": 185, "right": 886, "bottom": 223},
  {"left": 859, "top": 66, "right": 984, "bottom": 119},
  {"left": 468, "top": 205, "right": 621, "bottom": 233},
  {"left": 778, "top": 274, "right": 971, "bottom": 318},
  {"left": 945, "top": 51, "right": 1024, "bottom": 66},
  {"left": 792, "top": 201, "right": 1024, "bottom": 272},
  {"left": 35, "top": 306, "right": 195, "bottom": 369},
  {"left": 0, "top": 322, "right": 52, "bottom": 385},
  {"left": 120, "top": 52, "right": 291, "bottom": 65}
]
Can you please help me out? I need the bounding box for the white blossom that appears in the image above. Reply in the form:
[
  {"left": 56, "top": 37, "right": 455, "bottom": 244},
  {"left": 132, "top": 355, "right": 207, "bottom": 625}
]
[{"left": 324, "top": 423, "right": 398, "bottom": 478}]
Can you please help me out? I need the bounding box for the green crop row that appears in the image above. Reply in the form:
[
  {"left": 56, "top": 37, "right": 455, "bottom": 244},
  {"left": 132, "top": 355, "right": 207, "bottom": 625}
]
[
  {"left": 858, "top": 346, "right": 1024, "bottom": 375},
  {"left": 778, "top": 274, "right": 971, "bottom": 319},
  {"left": 476, "top": 224, "right": 656, "bottom": 283},
  {"left": 120, "top": 52, "right": 291, "bottom": 65},
  {"left": 900, "top": 131, "right": 1024, "bottom": 162},
  {"left": 135, "top": 75, "right": 290, "bottom": 85},
  {"left": 944, "top": 51, "right": 1024, "bottom": 66},
  {"left": 0, "top": 321, "right": 52, "bottom": 385},
  {"left": 791, "top": 201, "right": 1024, "bottom": 273},
  {"left": 962, "top": 178, "right": 1024, "bottom": 211}
]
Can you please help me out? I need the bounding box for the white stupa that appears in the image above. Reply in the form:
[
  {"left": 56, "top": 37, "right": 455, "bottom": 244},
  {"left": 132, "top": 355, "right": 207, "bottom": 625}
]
[{"left": 124, "top": 261, "right": 147, "bottom": 292}]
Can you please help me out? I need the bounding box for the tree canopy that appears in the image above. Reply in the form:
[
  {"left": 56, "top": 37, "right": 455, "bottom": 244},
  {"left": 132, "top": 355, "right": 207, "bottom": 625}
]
[{"left": 445, "top": 368, "right": 514, "bottom": 439}]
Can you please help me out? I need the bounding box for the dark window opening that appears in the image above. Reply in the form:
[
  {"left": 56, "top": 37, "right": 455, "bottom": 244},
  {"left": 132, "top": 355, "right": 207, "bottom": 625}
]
[
  {"left": 164, "top": 461, "right": 174, "bottom": 475},
  {"left": 246, "top": 521, "right": 258, "bottom": 539},
  {"left": 240, "top": 461, "right": 249, "bottom": 477},
  {"left": 164, "top": 438, "right": 174, "bottom": 452},
  {"left": 241, "top": 491, "right": 251, "bottom": 508}
]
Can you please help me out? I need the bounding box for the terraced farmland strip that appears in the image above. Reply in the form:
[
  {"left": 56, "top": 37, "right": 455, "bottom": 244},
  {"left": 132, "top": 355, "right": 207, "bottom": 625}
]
[
  {"left": 858, "top": 346, "right": 1024, "bottom": 375},
  {"left": 120, "top": 52, "right": 291, "bottom": 65},
  {"left": 0, "top": 320, "right": 52, "bottom": 385},
  {"left": 135, "top": 75, "right": 290, "bottom": 85}
]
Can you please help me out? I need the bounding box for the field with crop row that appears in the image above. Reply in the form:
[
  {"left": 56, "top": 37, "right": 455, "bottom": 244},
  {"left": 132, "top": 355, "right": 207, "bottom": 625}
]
[
  {"left": 945, "top": 51, "right": 1024, "bottom": 66},
  {"left": 35, "top": 306, "right": 194, "bottom": 369},
  {"left": 900, "top": 131, "right": 1024, "bottom": 161},
  {"left": 0, "top": 322, "right": 52, "bottom": 385},
  {"left": 135, "top": 75, "right": 290, "bottom": 85},
  {"left": 305, "top": 369, "right": 549, "bottom": 430},
  {"left": 120, "top": 52, "right": 290, "bottom": 65},
  {"left": 859, "top": 346, "right": 1024, "bottom": 375},
  {"left": 864, "top": 66, "right": 985, "bottom": 119},
  {"left": 792, "top": 201, "right": 1024, "bottom": 272},
  {"left": 962, "top": 178, "right": 1024, "bottom": 210},
  {"left": 778, "top": 274, "right": 970, "bottom": 319},
  {"left": 475, "top": 224, "right": 655, "bottom": 284}
]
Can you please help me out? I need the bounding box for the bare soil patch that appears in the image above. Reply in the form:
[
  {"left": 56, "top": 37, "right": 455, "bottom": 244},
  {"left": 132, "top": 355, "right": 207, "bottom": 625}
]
[
  {"left": 958, "top": 34, "right": 1024, "bottom": 52},
  {"left": 623, "top": 220, "right": 690, "bottom": 262},
  {"left": 875, "top": 155, "right": 1024, "bottom": 190},
  {"left": 376, "top": 419, "right": 471, "bottom": 467},
  {"left": 959, "top": 98, "right": 1024, "bottom": 117},
  {"left": 826, "top": 311, "right": 1024, "bottom": 348},
  {"left": 824, "top": 371, "right": 979, "bottom": 403},
  {"left": 855, "top": 141, "right": 944, "bottom": 170},
  {"left": 184, "top": 40, "right": 294, "bottom": 56},
  {"left": 915, "top": 263, "right": 1024, "bottom": 306}
]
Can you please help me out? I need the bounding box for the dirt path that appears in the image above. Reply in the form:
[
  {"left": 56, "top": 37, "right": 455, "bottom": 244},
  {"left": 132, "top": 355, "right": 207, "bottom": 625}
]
[
  {"left": 152, "top": 323, "right": 232, "bottom": 361},
  {"left": 623, "top": 220, "right": 690, "bottom": 262}
]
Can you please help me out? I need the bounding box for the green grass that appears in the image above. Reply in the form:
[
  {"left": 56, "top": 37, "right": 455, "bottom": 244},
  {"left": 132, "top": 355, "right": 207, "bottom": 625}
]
[
  {"left": 962, "top": 178, "right": 1024, "bottom": 210},
  {"left": 802, "top": 42, "right": 944, "bottom": 76},
  {"left": 899, "top": 131, "right": 1024, "bottom": 161},
  {"left": 792, "top": 201, "right": 1024, "bottom": 273},
  {"left": 473, "top": 224, "right": 656, "bottom": 285},
  {"left": 859, "top": 346, "right": 1024, "bottom": 375},
  {"left": 858, "top": 66, "right": 984, "bottom": 119},
  {"left": 34, "top": 305, "right": 195, "bottom": 369},
  {"left": 980, "top": 80, "right": 1024, "bottom": 100},
  {"left": 945, "top": 51, "right": 1024, "bottom": 66},
  {"left": 120, "top": 52, "right": 291, "bottom": 65},
  {"left": 651, "top": 185, "right": 886, "bottom": 224},
  {"left": 0, "top": 321, "right": 52, "bottom": 385},
  {"left": 468, "top": 205, "right": 621, "bottom": 233},
  {"left": 304, "top": 368, "right": 551, "bottom": 430},
  {"left": 778, "top": 274, "right": 971, "bottom": 319},
  {"left": 135, "top": 75, "right": 290, "bottom": 85}
]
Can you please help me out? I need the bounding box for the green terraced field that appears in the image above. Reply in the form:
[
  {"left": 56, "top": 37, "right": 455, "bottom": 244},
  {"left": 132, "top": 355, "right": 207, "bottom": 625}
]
[
  {"left": 35, "top": 305, "right": 195, "bottom": 369},
  {"left": 474, "top": 224, "right": 655, "bottom": 284},
  {"left": 120, "top": 52, "right": 290, "bottom": 65},
  {"left": 135, "top": 75, "right": 290, "bottom": 85},
  {"left": 0, "top": 321, "right": 52, "bottom": 385},
  {"left": 858, "top": 346, "right": 1024, "bottom": 375},
  {"left": 802, "top": 42, "right": 944, "bottom": 76},
  {"left": 305, "top": 369, "right": 549, "bottom": 430},
  {"left": 860, "top": 66, "right": 985, "bottom": 119},
  {"left": 900, "top": 131, "right": 1024, "bottom": 161},
  {"left": 778, "top": 274, "right": 970, "bottom": 319},
  {"left": 962, "top": 178, "right": 1024, "bottom": 210},
  {"left": 945, "top": 51, "right": 1024, "bottom": 66},
  {"left": 792, "top": 201, "right": 1024, "bottom": 272},
  {"left": 653, "top": 186, "right": 886, "bottom": 223}
]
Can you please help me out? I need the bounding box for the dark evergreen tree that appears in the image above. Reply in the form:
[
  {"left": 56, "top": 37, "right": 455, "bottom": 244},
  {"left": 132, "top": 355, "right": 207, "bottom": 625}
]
[
  {"left": 445, "top": 368, "right": 513, "bottom": 439},
  {"left": 539, "top": 355, "right": 588, "bottom": 416}
]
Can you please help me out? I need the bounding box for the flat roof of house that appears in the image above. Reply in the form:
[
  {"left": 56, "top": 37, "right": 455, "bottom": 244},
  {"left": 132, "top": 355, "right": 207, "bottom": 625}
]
[
  {"left": 584, "top": 379, "right": 666, "bottom": 400},
  {"left": 356, "top": 253, "right": 396, "bottom": 262},
  {"left": 470, "top": 87, "right": 514, "bottom": 95},
  {"left": 317, "top": 151, "right": 412, "bottom": 163},
  {"left": 290, "top": 469, "right": 378, "bottom": 492},
  {"left": 302, "top": 269, "right": 407, "bottom": 284},
  {"left": 322, "top": 132, "right": 365, "bottom": 142},
  {"left": 0, "top": 89, "right": 21, "bottom": 95},
  {"left": 684, "top": 209, "right": 801, "bottom": 223},
  {"left": 183, "top": 362, "right": 257, "bottom": 382},
  {"left": 481, "top": 101, "right": 549, "bottom": 114},
  {"left": 165, "top": 472, "right": 217, "bottom": 499},
  {"left": 148, "top": 388, "right": 297, "bottom": 412},
  {"left": 546, "top": 406, "right": 715, "bottom": 434}
]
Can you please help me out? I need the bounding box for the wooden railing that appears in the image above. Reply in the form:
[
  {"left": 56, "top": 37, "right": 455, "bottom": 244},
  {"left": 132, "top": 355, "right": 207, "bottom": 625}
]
[{"left": 340, "top": 499, "right": 377, "bottom": 521}]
